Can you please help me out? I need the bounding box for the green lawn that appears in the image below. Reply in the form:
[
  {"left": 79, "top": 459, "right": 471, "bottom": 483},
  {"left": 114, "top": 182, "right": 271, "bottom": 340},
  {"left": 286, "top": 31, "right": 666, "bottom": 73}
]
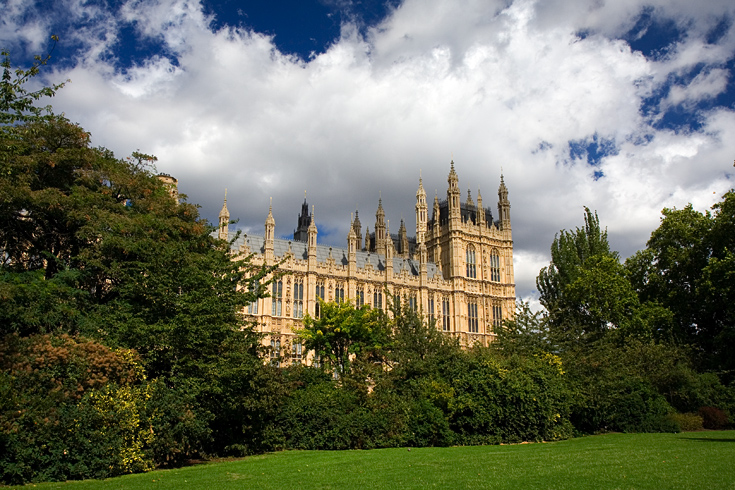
[{"left": 14, "top": 431, "right": 735, "bottom": 489}]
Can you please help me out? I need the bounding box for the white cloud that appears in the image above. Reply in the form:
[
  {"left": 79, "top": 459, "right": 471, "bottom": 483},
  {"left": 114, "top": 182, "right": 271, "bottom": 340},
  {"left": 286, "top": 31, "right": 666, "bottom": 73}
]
[
  {"left": 665, "top": 68, "right": 729, "bottom": 107},
  {"left": 5, "top": 0, "right": 734, "bottom": 302}
]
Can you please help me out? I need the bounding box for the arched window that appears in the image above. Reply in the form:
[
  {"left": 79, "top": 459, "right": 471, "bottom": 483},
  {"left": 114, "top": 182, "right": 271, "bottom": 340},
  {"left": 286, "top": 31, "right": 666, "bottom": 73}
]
[
  {"left": 247, "top": 279, "right": 259, "bottom": 315},
  {"left": 373, "top": 290, "right": 383, "bottom": 310},
  {"left": 466, "top": 245, "right": 476, "bottom": 278},
  {"left": 493, "top": 303, "right": 503, "bottom": 329},
  {"left": 270, "top": 338, "right": 281, "bottom": 367},
  {"left": 490, "top": 251, "right": 501, "bottom": 282},
  {"left": 468, "top": 299, "right": 478, "bottom": 333},
  {"left": 315, "top": 281, "right": 325, "bottom": 318},
  {"left": 442, "top": 297, "right": 451, "bottom": 331},
  {"left": 428, "top": 294, "right": 435, "bottom": 325},
  {"left": 293, "top": 279, "right": 304, "bottom": 318},
  {"left": 271, "top": 280, "right": 283, "bottom": 316}
]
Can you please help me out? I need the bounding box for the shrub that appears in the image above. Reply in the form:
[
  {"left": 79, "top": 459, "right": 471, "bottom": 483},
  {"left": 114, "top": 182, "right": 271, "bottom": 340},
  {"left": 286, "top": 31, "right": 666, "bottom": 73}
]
[
  {"left": 666, "top": 413, "right": 704, "bottom": 432},
  {"left": 144, "top": 378, "right": 212, "bottom": 467},
  {"left": 698, "top": 406, "right": 729, "bottom": 430},
  {"left": 0, "top": 334, "right": 151, "bottom": 484},
  {"left": 446, "top": 350, "right": 574, "bottom": 445}
]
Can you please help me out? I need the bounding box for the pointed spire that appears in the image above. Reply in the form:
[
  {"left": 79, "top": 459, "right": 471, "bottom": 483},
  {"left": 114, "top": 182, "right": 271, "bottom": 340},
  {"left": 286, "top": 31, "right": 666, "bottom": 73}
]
[
  {"left": 218, "top": 189, "right": 230, "bottom": 240},
  {"left": 416, "top": 171, "right": 426, "bottom": 199},
  {"left": 447, "top": 160, "right": 460, "bottom": 216},
  {"left": 448, "top": 159, "right": 458, "bottom": 185},
  {"left": 309, "top": 205, "right": 317, "bottom": 230},
  {"left": 466, "top": 188, "right": 474, "bottom": 207},
  {"left": 348, "top": 213, "right": 356, "bottom": 239},
  {"left": 265, "top": 197, "right": 275, "bottom": 226},
  {"left": 219, "top": 189, "right": 230, "bottom": 219},
  {"left": 498, "top": 173, "right": 511, "bottom": 229}
]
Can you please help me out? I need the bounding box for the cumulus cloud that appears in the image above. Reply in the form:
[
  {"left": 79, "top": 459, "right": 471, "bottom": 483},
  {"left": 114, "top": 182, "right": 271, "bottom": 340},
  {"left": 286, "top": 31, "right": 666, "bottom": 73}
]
[{"left": 4, "top": 0, "right": 735, "bottom": 300}]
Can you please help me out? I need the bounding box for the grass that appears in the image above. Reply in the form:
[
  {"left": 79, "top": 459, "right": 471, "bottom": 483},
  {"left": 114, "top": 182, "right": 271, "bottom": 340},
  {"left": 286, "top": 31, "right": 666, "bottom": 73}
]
[{"left": 13, "top": 431, "right": 735, "bottom": 490}]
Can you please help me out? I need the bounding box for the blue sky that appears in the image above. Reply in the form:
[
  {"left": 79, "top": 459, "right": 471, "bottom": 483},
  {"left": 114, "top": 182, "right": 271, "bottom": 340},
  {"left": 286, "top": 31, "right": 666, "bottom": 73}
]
[{"left": 2, "top": 0, "right": 734, "bottom": 303}]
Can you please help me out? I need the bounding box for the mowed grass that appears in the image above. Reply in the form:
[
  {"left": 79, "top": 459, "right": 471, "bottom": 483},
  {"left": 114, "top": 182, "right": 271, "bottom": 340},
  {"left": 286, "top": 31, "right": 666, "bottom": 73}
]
[{"left": 14, "top": 431, "right": 735, "bottom": 490}]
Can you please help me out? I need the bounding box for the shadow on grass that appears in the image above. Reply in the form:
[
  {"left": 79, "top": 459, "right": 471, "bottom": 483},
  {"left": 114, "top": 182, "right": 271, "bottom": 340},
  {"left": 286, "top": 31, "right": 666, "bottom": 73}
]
[{"left": 681, "top": 438, "right": 735, "bottom": 443}]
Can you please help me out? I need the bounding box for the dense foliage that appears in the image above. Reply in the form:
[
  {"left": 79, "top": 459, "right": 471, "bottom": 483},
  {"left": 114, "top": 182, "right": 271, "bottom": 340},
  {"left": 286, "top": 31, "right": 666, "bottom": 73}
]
[
  {"left": 0, "top": 48, "right": 275, "bottom": 484},
  {"left": 1, "top": 45, "right": 733, "bottom": 485},
  {"left": 530, "top": 203, "right": 734, "bottom": 434}
]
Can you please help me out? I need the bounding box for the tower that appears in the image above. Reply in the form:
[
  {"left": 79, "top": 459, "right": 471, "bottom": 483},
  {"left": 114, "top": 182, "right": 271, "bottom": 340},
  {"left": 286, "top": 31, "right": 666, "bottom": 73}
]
[
  {"left": 353, "top": 210, "right": 362, "bottom": 251},
  {"left": 307, "top": 206, "right": 318, "bottom": 265},
  {"left": 374, "top": 195, "right": 387, "bottom": 253},
  {"left": 415, "top": 175, "right": 427, "bottom": 245},
  {"left": 432, "top": 192, "right": 441, "bottom": 264},
  {"left": 447, "top": 160, "right": 460, "bottom": 221},
  {"left": 294, "top": 194, "right": 311, "bottom": 242},
  {"left": 265, "top": 198, "right": 275, "bottom": 261},
  {"left": 497, "top": 174, "right": 511, "bottom": 230},
  {"left": 347, "top": 214, "right": 357, "bottom": 275},
  {"left": 398, "top": 218, "right": 409, "bottom": 258},
  {"left": 218, "top": 189, "right": 230, "bottom": 240},
  {"left": 476, "top": 188, "right": 484, "bottom": 227}
]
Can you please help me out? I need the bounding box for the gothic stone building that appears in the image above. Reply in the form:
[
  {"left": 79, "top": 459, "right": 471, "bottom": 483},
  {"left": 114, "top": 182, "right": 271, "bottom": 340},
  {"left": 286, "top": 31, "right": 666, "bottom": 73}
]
[{"left": 218, "top": 161, "right": 515, "bottom": 361}]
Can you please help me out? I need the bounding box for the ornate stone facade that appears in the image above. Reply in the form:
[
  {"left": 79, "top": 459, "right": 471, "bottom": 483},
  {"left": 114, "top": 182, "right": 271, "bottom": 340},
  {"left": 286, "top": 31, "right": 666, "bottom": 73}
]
[{"left": 219, "top": 162, "right": 515, "bottom": 360}]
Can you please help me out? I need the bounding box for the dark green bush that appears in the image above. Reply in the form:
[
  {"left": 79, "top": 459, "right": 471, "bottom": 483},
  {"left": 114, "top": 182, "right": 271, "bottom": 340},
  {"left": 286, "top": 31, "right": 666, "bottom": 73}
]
[
  {"left": 445, "top": 350, "right": 573, "bottom": 445},
  {"left": 144, "top": 378, "right": 212, "bottom": 466}
]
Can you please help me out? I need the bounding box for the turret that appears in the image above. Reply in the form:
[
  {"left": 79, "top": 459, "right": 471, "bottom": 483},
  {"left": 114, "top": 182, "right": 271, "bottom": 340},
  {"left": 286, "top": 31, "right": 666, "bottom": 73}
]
[
  {"left": 265, "top": 198, "right": 275, "bottom": 260},
  {"left": 375, "top": 195, "right": 387, "bottom": 253},
  {"left": 476, "top": 188, "right": 484, "bottom": 227},
  {"left": 353, "top": 210, "right": 362, "bottom": 250},
  {"left": 419, "top": 242, "right": 427, "bottom": 284},
  {"left": 384, "top": 219, "right": 393, "bottom": 280},
  {"left": 447, "top": 160, "right": 460, "bottom": 220},
  {"left": 348, "top": 215, "right": 357, "bottom": 275},
  {"left": 415, "top": 175, "right": 427, "bottom": 245},
  {"left": 432, "top": 192, "right": 441, "bottom": 263},
  {"left": 308, "top": 206, "right": 318, "bottom": 265},
  {"left": 293, "top": 193, "right": 311, "bottom": 242},
  {"left": 218, "top": 189, "right": 230, "bottom": 240},
  {"left": 397, "top": 218, "right": 408, "bottom": 257},
  {"left": 497, "top": 174, "right": 511, "bottom": 231},
  {"left": 466, "top": 189, "right": 475, "bottom": 224},
  {"left": 157, "top": 173, "right": 179, "bottom": 203}
]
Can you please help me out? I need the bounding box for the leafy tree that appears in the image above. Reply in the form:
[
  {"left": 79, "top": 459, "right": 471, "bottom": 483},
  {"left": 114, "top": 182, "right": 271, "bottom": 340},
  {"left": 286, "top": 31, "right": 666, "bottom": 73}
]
[
  {"left": 629, "top": 191, "right": 735, "bottom": 377},
  {"left": 492, "top": 300, "right": 554, "bottom": 356},
  {"left": 0, "top": 47, "right": 280, "bottom": 477},
  {"left": 537, "top": 207, "right": 673, "bottom": 345},
  {"left": 1, "top": 36, "right": 66, "bottom": 125},
  {"left": 537, "top": 207, "right": 620, "bottom": 343},
  {"left": 386, "top": 296, "right": 460, "bottom": 379},
  {"left": 298, "top": 300, "right": 390, "bottom": 375}
]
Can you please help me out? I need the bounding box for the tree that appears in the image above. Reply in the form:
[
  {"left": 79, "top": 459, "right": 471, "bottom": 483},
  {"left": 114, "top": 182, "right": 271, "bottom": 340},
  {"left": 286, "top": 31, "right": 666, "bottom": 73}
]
[
  {"left": 297, "top": 300, "right": 390, "bottom": 375},
  {"left": 492, "top": 300, "right": 554, "bottom": 356},
  {"left": 1, "top": 37, "right": 66, "bottom": 125},
  {"left": 0, "top": 48, "right": 280, "bottom": 476},
  {"left": 629, "top": 191, "right": 735, "bottom": 377},
  {"left": 386, "top": 296, "right": 460, "bottom": 380}
]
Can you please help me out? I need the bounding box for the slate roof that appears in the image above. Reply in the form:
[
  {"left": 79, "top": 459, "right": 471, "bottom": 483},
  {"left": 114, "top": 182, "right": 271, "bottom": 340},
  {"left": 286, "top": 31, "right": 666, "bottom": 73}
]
[{"left": 221, "top": 231, "right": 441, "bottom": 279}]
